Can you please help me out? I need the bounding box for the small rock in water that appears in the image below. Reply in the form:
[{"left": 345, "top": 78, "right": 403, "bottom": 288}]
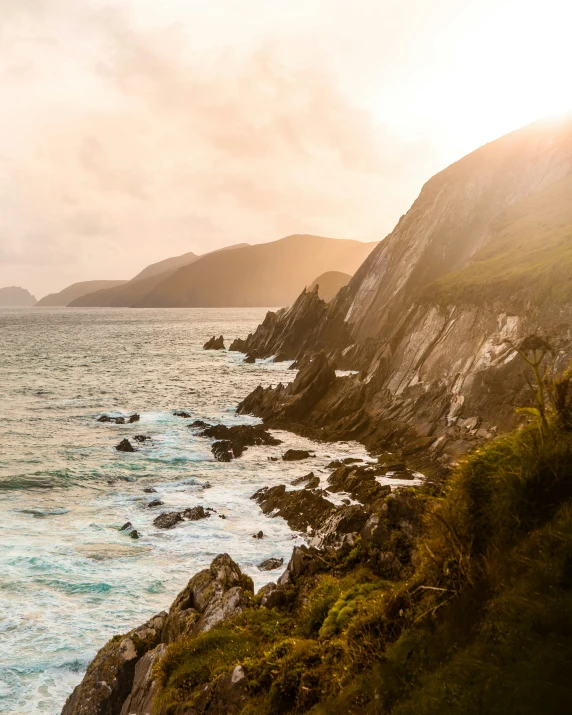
[
  {"left": 143, "top": 487, "right": 157, "bottom": 493},
  {"left": 219, "top": 514, "right": 227, "bottom": 519},
  {"left": 189, "top": 419, "right": 211, "bottom": 430},
  {"left": 119, "top": 522, "right": 132, "bottom": 531},
  {"left": 291, "top": 472, "right": 315, "bottom": 486},
  {"left": 212, "top": 440, "right": 234, "bottom": 462},
  {"left": 147, "top": 499, "right": 164, "bottom": 508},
  {"left": 128, "top": 414, "right": 140, "bottom": 423},
  {"left": 182, "top": 506, "right": 210, "bottom": 521},
  {"left": 130, "top": 530, "right": 140, "bottom": 539},
  {"left": 258, "top": 557, "right": 284, "bottom": 571},
  {"left": 133, "top": 435, "right": 149, "bottom": 442},
  {"left": 153, "top": 512, "right": 183, "bottom": 529},
  {"left": 115, "top": 438, "right": 135, "bottom": 453},
  {"left": 253, "top": 530, "right": 264, "bottom": 539},
  {"left": 98, "top": 415, "right": 125, "bottom": 424},
  {"left": 268, "top": 456, "right": 278, "bottom": 462},
  {"left": 282, "top": 449, "right": 313, "bottom": 461},
  {"left": 173, "top": 411, "right": 191, "bottom": 418},
  {"left": 244, "top": 354, "right": 256, "bottom": 364},
  {"left": 203, "top": 335, "right": 225, "bottom": 350}
]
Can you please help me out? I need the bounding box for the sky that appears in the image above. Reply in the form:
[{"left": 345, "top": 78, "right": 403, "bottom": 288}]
[{"left": 1, "top": 0, "right": 572, "bottom": 298}]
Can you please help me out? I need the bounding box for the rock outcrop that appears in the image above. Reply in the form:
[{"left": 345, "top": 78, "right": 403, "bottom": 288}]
[
  {"left": 235, "top": 120, "right": 572, "bottom": 468},
  {"left": 203, "top": 335, "right": 225, "bottom": 350},
  {"left": 196, "top": 423, "right": 282, "bottom": 461}
]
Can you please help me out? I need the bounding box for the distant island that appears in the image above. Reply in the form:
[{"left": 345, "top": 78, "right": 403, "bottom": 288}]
[
  {"left": 70, "top": 235, "right": 377, "bottom": 308},
  {"left": 0, "top": 286, "right": 36, "bottom": 306},
  {"left": 36, "top": 280, "right": 128, "bottom": 306}
]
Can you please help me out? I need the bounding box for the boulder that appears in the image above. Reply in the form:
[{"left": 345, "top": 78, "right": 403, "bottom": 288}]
[
  {"left": 119, "top": 521, "right": 132, "bottom": 531},
  {"left": 153, "top": 511, "right": 183, "bottom": 529},
  {"left": 133, "top": 435, "right": 149, "bottom": 442},
  {"left": 181, "top": 506, "right": 210, "bottom": 521},
  {"left": 258, "top": 557, "right": 284, "bottom": 571},
  {"left": 61, "top": 611, "right": 167, "bottom": 715},
  {"left": 162, "top": 554, "right": 253, "bottom": 643},
  {"left": 143, "top": 487, "right": 157, "bottom": 494},
  {"left": 282, "top": 449, "right": 313, "bottom": 461},
  {"left": 199, "top": 423, "right": 282, "bottom": 461},
  {"left": 244, "top": 354, "right": 256, "bottom": 363},
  {"left": 128, "top": 414, "right": 140, "bottom": 423},
  {"left": 189, "top": 419, "right": 211, "bottom": 429},
  {"left": 98, "top": 415, "right": 125, "bottom": 424},
  {"left": 204, "top": 335, "right": 225, "bottom": 350},
  {"left": 130, "top": 530, "right": 140, "bottom": 539},
  {"left": 173, "top": 410, "right": 191, "bottom": 418},
  {"left": 147, "top": 499, "right": 164, "bottom": 508},
  {"left": 212, "top": 440, "right": 234, "bottom": 462},
  {"left": 291, "top": 471, "right": 316, "bottom": 486},
  {"left": 116, "top": 438, "right": 136, "bottom": 453}
]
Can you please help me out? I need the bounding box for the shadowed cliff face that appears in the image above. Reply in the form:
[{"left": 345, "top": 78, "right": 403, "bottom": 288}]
[{"left": 235, "top": 119, "right": 572, "bottom": 465}]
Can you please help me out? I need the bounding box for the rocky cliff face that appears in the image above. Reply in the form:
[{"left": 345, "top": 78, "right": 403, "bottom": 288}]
[{"left": 234, "top": 119, "right": 572, "bottom": 466}]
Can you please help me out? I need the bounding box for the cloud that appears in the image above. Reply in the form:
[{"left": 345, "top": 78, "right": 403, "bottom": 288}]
[{"left": 0, "top": 1, "right": 440, "bottom": 297}]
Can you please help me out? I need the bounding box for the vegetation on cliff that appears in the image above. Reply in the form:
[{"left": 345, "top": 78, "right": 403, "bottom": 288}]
[{"left": 150, "top": 378, "right": 572, "bottom": 713}]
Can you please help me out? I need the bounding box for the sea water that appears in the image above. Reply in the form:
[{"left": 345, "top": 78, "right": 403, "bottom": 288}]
[{"left": 0, "top": 307, "right": 375, "bottom": 714}]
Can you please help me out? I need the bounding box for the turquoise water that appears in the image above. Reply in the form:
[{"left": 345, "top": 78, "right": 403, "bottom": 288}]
[{"left": 0, "top": 307, "right": 371, "bottom": 714}]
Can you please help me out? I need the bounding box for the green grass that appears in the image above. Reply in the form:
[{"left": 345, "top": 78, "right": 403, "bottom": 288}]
[{"left": 424, "top": 174, "right": 572, "bottom": 307}]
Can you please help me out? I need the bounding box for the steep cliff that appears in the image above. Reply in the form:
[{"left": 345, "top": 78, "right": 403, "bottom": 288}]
[{"left": 235, "top": 119, "right": 572, "bottom": 463}]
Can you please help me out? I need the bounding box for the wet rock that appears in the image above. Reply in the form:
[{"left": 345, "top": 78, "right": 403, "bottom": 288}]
[
  {"left": 181, "top": 506, "right": 210, "bottom": 521},
  {"left": 130, "top": 530, "right": 140, "bottom": 539},
  {"left": 173, "top": 410, "right": 191, "bottom": 418},
  {"left": 153, "top": 511, "right": 184, "bottom": 529},
  {"left": 98, "top": 414, "right": 125, "bottom": 424},
  {"left": 304, "top": 475, "right": 320, "bottom": 489},
  {"left": 219, "top": 514, "right": 227, "bottom": 519},
  {"left": 189, "top": 419, "right": 211, "bottom": 430},
  {"left": 143, "top": 487, "right": 157, "bottom": 494},
  {"left": 162, "top": 553, "right": 253, "bottom": 642},
  {"left": 291, "top": 471, "right": 316, "bottom": 486},
  {"left": 212, "top": 440, "right": 234, "bottom": 462},
  {"left": 116, "top": 438, "right": 136, "bottom": 453},
  {"left": 244, "top": 354, "right": 256, "bottom": 363},
  {"left": 147, "top": 499, "right": 164, "bottom": 508},
  {"left": 253, "top": 530, "right": 264, "bottom": 539},
  {"left": 258, "top": 557, "right": 284, "bottom": 571},
  {"left": 252, "top": 485, "right": 335, "bottom": 533},
  {"left": 282, "top": 449, "right": 313, "bottom": 461},
  {"left": 128, "top": 414, "right": 140, "bottom": 423},
  {"left": 327, "top": 457, "right": 363, "bottom": 468},
  {"left": 119, "top": 521, "right": 132, "bottom": 531},
  {"left": 229, "top": 337, "right": 248, "bottom": 352},
  {"left": 61, "top": 611, "right": 167, "bottom": 715},
  {"left": 199, "top": 423, "right": 282, "bottom": 461},
  {"left": 204, "top": 335, "right": 225, "bottom": 350},
  {"left": 133, "top": 435, "right": 149, "bottom": 443}
]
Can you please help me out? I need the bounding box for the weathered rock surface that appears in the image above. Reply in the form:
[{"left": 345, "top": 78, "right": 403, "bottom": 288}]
[
  {"left": 251, "top": 484, "right": 336, "bottom": 533},
  {"left": 61, "top": 611, "right": 167, "bottom": 715},
  {"left": 153, "top": 506, "right": 210, "bottom": 529},
  {"left": 197, "top": 423, "right": 282, "bottom": 461},
  {"left": 172, "top": 410, "right": 191, "bottom": 418},
  {"left": 327, "top": 464, "right": 391, "bottom": 506},
  {"left": 115, "top": 439, "right": 135, "bottom": 453},
  {"left": 258, "top": 557, "right": 284, "bottom": 571},
  {"left": 203, "top": 335, "right": 225, "bottom": 350}
]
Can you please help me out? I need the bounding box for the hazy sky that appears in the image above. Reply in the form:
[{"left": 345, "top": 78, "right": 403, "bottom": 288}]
[{"left": 2, "top": 0, "right": 571, "bottom": 298}]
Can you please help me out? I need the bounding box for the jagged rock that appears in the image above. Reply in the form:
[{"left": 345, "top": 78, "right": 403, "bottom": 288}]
[
  {"left": 291, "top": 471, "right": 316, "bottom": 486},
  {"left": 327, "top": 457, "right": 363, "bottom": 468},
  {"left": 311, "top": 505, "right": 371, "bottom": 550},
  {"left": 229, "top": 336, "right": 248, "bottom": 352},
  {"left": 327, "top": 464, "right": 391, "bottom": 506},
  {"left": 128, "top": 414, "right": 140, "bottom": 423},
  {"left": 253, "top": 530, "right": 264, "bottom": 539},
  {"left": 282, "top": 449, "right": 313, "bottom": 461},
  {"left": 204, "top": 335, "right": 225, "bottom": 350},
  {"left": 61, "top": 611, "right": 167, "bottom": 715},
  {"left": 119, "top": 644, "right": 167, "bottom": 715},
  {"left": 162, "top": 554, "right": 253, "bottom": 643},
  {"left": 153, "top": 512, "right": 183, "bottom": 529},
  {"left": 244, "top": 354, "right": 256, "bottom": 363},
  {"left": 115, "top": 438, "right": 136, "bottom": 453},
  {"left": 198, "top": 423, "right": 282, "bottom": 461},
  {"left": 147, "top": 499, "right": 164, "bottom": 508},
  {"left": 258, "top": 557, "right": 284, "bottom": 571},
  {"left": 277, "top": 545, "right": 323, "bottom": 585},
  {"left": 133, "top": 435, "right": 149, "bottom": 443},
  {"left": 181, "top": 506, "right": 210, "bottom": 521},
  {"left": 173, "top": 410, "right": 191, "bottom": 418},
  {"left": 252, "top": 485, "right": 335, "bottom": 532}
]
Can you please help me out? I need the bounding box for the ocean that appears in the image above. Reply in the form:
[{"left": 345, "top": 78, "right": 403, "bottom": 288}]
[{"left": 0, "top": 307, "right": 373, "bottom": 714}]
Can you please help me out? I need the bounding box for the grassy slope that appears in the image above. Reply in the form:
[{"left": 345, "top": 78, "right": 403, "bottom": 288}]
[
  {"left": 154, "top": 412, "right": 572, "bottom": 714},
  {"left": 424, "top": 173, "right": 572, "bottom": 307}
]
